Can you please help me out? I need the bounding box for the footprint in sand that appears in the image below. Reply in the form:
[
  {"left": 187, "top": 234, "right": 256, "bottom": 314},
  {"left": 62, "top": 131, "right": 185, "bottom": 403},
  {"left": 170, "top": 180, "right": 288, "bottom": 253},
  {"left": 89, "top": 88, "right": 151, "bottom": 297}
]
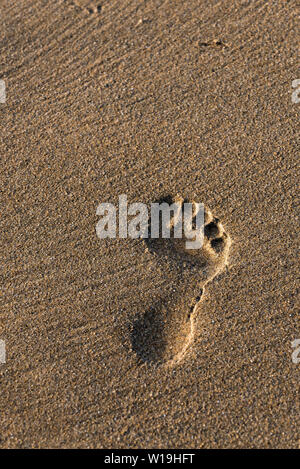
[{"left": 130, "top": 196, "right": 231, "bottom": 366}]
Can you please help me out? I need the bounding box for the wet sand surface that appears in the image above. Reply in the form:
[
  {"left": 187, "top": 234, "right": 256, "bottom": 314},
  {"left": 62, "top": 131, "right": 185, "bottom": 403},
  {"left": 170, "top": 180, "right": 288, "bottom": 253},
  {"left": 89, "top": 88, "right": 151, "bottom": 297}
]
[{"left": 0, "top": 0, "right": 299, "bottom": 448}]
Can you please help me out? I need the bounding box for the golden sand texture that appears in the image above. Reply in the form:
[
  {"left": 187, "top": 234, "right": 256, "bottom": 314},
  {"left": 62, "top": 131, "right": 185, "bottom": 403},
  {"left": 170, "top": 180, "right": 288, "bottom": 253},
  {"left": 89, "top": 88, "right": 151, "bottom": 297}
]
[{"left": 0, "top": 0, "right": 299, "bottom": 448}]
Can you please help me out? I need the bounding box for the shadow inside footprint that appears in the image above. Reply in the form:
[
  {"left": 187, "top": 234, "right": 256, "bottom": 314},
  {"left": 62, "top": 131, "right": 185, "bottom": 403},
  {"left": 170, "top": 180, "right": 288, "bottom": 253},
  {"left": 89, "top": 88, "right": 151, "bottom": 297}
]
[
  {"left": 131, "top": 290, "right": 204, "bottom": 365},
  {"left": 131, "top": 303, "right": 167, "bottom": 364},
  {"left": 144, "top": 195, "right": 207, "bottom": 266}
]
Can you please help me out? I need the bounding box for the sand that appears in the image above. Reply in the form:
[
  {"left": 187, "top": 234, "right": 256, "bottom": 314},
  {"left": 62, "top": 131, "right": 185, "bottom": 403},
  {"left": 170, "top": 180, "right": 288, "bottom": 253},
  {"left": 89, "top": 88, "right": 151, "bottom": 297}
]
[{"left": 0, "top": 0, "right": 299, "bottom": 448}]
